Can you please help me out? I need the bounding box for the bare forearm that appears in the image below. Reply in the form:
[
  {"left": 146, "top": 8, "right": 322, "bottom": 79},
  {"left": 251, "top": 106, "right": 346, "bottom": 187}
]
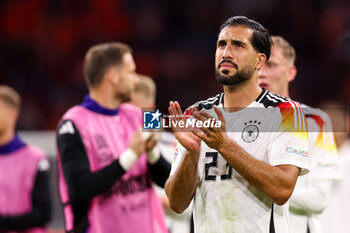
[
  {"left": 218, "top": 139, "right": 299, "bottom": 205},
  {"left": 165, "top": 150, "right": 199, "bottom": 213}
]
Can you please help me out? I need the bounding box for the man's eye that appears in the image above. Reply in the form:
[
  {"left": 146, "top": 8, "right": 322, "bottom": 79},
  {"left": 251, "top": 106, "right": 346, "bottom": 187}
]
[
  {"left": 233, "top": 42, "right": 244, "bottom": 48},
  {"left": 218, "top": 42, "right": 226, "bottom": 48}
]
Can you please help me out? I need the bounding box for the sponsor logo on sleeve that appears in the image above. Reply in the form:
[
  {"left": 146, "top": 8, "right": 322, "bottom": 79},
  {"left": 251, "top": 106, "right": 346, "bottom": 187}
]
[{"left": 285, "top": 147, "right": 308, "bottom": 157}]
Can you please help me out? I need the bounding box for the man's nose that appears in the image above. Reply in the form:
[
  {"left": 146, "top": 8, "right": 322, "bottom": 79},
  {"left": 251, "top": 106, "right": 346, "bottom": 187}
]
[{"left": 222, "top": 45, "right": 233, "bottom": 60}]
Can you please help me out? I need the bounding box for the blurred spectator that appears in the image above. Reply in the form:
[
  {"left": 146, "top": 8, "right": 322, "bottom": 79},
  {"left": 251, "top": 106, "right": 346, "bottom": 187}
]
[
  {"left": 1, "top": 0, "right": 350, "bottom": 130},
  {"left": 0, "top": 85, "right": 51, "bottom": 232}
]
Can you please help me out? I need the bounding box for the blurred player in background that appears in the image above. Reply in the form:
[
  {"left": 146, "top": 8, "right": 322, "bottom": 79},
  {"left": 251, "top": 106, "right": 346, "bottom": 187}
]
[
  {"left": 0, "top": 85, "right": 51, "bottom": 232},
  {"left": 166, "top": 16, "right": 309, "bottom": 233},
  {"left": 56, "top": 42, "right": 170, "bottom": 233},
  {"left": 130, "top": 74, "right": 156, "bottom": 110},
  {"left": 258, "top": 36, "right": 341, "bottom": 233},
  {"left": 319, "top": 102, "right": 349, "bottom": 233},
  {"left": 130, "top": 74, "right": 191, "bottom": 233}
]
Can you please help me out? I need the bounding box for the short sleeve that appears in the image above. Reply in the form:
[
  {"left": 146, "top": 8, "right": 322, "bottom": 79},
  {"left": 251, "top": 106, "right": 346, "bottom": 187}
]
[
  {"left": 307, "top": 113, "right": 341, "bottom": 180},
  {"left": 170, "top": 141, "right": 187, "bottom": 176},
  {"left": 268, "top": 102, "right": 309, "bottom": 176}
]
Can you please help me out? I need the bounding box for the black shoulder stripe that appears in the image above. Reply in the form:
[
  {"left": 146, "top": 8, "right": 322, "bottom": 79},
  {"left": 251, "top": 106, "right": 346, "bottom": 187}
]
[
  {"left": 260, "top": 91, "right": 288, "bottom": 108},
  {"left": 256, "top": 88, "right": 268, "bottom": 103},
  {"left": 268, "top": 92, "right": 288, "bottom": 102},
  {"left": 195, "top": 93, "right": 223, "bottom": 111},
  {"left": 185, "top": 93, "right": 223, "bottom": 114}
]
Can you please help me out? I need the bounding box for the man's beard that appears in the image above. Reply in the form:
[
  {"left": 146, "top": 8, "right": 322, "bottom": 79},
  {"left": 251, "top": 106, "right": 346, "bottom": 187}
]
[{"left": 215, "top": 65, "right": 254, "bottom": 86}]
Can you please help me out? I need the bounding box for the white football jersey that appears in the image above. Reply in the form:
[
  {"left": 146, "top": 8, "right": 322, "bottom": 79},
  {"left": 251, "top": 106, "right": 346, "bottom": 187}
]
[
  {"left": 170, "top": 89, "right": 309, "bottom": 233},
  {"left": 319, "top": 139, "right": 350, "bottom": 233},
  {"left": 289, "top": 105, "right": 341, "bottom": 233}
]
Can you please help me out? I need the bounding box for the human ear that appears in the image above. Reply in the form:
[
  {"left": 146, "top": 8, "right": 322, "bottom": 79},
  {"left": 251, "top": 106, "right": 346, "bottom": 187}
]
[
  {"left": 288, "top": 66, "right": 297, "bottom": 82},
  {"left": 106, "top": 67, "right": 119, "bottom": 85},
  {"left": 256, "top": 53, "right": 267, "bottom": 70}
]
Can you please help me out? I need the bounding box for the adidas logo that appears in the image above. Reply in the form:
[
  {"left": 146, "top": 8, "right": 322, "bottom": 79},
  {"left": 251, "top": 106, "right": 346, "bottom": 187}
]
[{"left": 58, "top": 121, "right": 75, "bottom": 135}]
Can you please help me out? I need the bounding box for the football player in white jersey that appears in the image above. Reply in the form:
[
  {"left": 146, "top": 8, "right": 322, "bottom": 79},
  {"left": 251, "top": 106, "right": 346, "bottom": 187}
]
[
  {"left": 258, "top": 36, "right": 341, "bottom": 233},
  {"left": 165, "top": 16, "right": 309, "bottom": 233}
]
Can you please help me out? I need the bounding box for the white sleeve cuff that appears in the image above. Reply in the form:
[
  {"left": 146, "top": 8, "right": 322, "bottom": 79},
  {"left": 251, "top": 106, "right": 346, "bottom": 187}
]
[
  {"left": 147, "top": 146, "right": 161, "bottom": 164},
  {"left": 119, "top": 148, "right": 138, "bottom": 171}
]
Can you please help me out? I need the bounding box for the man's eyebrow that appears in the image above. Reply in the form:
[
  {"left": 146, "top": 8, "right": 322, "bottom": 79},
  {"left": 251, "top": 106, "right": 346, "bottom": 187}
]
[
  {"left": 217, "top": 39, "right": 226, "bottom": 45},
  {"left": 217, "top": 39, "right": 247, "bottom": 47},
  {"left": 231, "top": 39, "right": 246, "bottom": 46}
]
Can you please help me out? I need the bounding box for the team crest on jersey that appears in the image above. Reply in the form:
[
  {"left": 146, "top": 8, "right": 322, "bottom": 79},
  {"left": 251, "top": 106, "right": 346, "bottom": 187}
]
[
  {"left": 241, "top": 120, "right": 260, "bottom": 143},
  {"left": 94, "top": 134, "right": 113, "bottom": 163}
]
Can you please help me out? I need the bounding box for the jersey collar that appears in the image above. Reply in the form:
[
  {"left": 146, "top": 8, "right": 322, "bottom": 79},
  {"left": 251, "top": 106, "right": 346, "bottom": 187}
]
[
  {"left": 255, "top": 88, "right": 268, "bottom": 103},
  {"left": 0, "top": 135, "right": 26, "bottom": 155},
  {"left": 220, "top": 88, "right": 267, "bottom": 107},
  {"left": 81, "top": 95, "right": 120, "bottom": 116}
]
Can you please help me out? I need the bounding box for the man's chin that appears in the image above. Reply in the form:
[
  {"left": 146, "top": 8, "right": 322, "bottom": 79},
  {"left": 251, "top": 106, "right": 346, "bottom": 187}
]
[
  {"left": 219, "top": 69, "right": 235, "bottom": 76},
  {"left": 220, "top": 73, "right": 231, "bottom": 77},
  {"left": 215, "top": 71, "right": 250, "bottom": 86}
]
